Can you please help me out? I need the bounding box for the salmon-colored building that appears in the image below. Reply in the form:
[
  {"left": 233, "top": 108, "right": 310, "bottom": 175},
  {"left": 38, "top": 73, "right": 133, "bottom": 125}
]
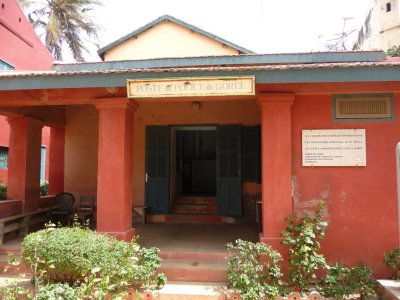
[
  {"left": 1, "top": 13, "right": 400, "bottom": 277},
  {"left": 0, "top": 0, "right": 53, "bottom": 183}
]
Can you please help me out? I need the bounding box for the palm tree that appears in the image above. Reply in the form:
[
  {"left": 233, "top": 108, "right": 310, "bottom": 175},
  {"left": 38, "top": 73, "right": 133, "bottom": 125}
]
[{"left": 19, "top": 0, "right": 102, "bottom": 61}]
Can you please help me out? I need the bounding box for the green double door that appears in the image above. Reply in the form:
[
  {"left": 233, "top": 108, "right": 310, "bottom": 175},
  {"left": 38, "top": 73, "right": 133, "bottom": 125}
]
[{"left": 145, "top": 125, "right": 251, "bottom": 216}]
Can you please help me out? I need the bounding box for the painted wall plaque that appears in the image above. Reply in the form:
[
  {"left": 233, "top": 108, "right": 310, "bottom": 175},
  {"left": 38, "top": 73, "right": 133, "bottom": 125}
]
[
  {"left": 302, "top": 129, "right": 366, "bottom": 167},
  {"left": 127, "top": 76, "right": 255, "bottom": 98}
]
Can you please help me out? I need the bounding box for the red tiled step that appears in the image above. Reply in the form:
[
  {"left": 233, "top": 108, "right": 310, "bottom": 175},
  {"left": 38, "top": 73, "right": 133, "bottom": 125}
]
[
  {"left": 0, "top": 246, "right": 21, "bottom": 256},
  {"left": 172, "top": 204, "right": 217, "bottom": 215},
  {"left": 0, "top": 255, "right": 32, "bottom": 275},
  {"left": 160, "top": 251, "right": 227, "bottom": 262},
  {"left": 159, "top": 259, "right": 228, "bottom": 283},
  {"left": 164, "top": 214, "right": 223, "bottom": 224},
  {"left": 174, "top": 196, "right": 217, "bottom": 206}
]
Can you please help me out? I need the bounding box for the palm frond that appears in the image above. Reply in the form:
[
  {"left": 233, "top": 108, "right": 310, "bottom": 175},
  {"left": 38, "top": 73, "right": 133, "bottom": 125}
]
[{"left": 19, "top": 0, "right": 101, "bottom": 62}]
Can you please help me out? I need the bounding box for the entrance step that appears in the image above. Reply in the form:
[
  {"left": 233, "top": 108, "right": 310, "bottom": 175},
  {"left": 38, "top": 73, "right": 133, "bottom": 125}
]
[
  {"left": 0, "top": 255, "right": 32, "bottom": 275},
  {"left": 0, "top": 245, "right": 21, "bottom": 256},
  {"left": 175, "top": 196, "right": 217, "bottom": 206},
  {"left": 172, "top": 204, "right": 217, "bottom": 215},
  {"left": 147, "top": 214, "right": 224, "bottom": 224},
  {"left": 159, "top": 251, "right": 228, "bottom": 283},
  {"left": 165, "top": 214, "right": 223, "bottom": 224}
]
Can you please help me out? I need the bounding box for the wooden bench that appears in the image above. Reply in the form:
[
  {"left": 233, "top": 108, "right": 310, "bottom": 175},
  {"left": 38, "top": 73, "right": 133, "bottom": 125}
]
[{"left": 0, "top": 207, "right": 52, "bottom": 245}]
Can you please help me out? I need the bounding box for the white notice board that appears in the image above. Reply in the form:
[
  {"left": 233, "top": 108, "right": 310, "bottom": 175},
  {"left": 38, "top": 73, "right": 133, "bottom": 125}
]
[{"left": 302, "top": 129, "right": 366, "bottom": 167}]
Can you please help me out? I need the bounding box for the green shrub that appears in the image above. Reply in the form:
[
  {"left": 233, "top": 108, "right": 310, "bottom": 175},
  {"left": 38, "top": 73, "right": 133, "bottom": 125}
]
[
  {"left": 350, "top": 264, "right": 378, "bottom": 299},
  {"left": 227, "top": 239, "right": 283, "bottom": 300},
  {"left": 0, "top": 182, "right": 7, "bottom": 200},
  {"left": 21, "top": 224, "right": 166, "bottom": 294},
  {"left": 321, "top": 263, "right": 378, "bottom": 299},
  {"left": 320, "top": 263, "right": 354, "bottom": 298},
  {"left": 384, "top": 247, "right": 400, "bottom": 279},
  {"left": 40, "top": 180, "right": 48, "bottom": 196},
  {"left": 281, "top": 204, "right": 329, "bottom": 292}
]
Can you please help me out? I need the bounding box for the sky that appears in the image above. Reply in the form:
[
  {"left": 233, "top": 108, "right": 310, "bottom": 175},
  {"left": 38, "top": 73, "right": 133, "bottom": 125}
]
[{"left": 84, "top": 0, "right": 372, "bottom": 61}]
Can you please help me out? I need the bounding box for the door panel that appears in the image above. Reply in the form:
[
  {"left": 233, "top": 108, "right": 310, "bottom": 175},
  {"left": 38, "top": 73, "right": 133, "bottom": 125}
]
[
  {"left": 217, "top": 125, "right": 242, "bottom": 216},
  {"left": 145, "top": 126, "right": 170, "bottom": 214}
]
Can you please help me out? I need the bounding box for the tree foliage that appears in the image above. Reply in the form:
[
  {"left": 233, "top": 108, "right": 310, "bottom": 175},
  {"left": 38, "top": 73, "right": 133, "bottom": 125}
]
[
  {"left": 387, "top": 45, "right": 400, "bottom": 57},
  {"left": 19, "top": 0, "right": 102, "bottom": 61}
]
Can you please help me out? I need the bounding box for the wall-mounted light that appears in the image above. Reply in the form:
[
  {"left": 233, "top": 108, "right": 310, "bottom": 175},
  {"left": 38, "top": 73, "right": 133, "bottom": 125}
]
[
  {"left": 192, "top": 101, "right": 201, "bottom": 110},
  {"left": 105, "top": 87, "right": 119, "bottom": 95}
]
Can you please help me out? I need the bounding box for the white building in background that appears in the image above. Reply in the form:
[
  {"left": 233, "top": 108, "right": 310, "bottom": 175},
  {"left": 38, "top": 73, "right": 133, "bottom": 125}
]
[{"left": 353, "top": 0, "right": 400, "bottom": 50}]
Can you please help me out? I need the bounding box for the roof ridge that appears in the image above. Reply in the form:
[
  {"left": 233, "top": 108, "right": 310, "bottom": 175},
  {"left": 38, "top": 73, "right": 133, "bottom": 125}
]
[{"left": 97, "top": 15, "right": 255, "bottom": 60}]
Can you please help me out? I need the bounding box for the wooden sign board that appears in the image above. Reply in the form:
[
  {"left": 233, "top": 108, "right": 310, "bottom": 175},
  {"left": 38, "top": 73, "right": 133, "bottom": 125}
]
[{"left": 127, "top": 76, "right": 255, "bottom": 98}]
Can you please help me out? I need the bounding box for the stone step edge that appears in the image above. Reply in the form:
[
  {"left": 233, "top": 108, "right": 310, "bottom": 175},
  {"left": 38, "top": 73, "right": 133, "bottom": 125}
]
[{"left": 160, "top": 251, "right": 228, "bottom": 262}]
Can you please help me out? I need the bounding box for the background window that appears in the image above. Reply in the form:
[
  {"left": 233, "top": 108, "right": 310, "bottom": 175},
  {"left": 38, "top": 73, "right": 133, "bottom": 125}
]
[
  {"left": 40, "top": 146, "right": 46, "bottom": 180},
  {"left": 0, "top": 147, "right": 8, "bottom": 170}
]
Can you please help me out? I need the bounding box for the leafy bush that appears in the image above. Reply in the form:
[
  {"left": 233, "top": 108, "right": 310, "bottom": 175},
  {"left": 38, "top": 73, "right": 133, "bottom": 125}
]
[
  {"left": 281, "top": 204, "right": 328, "bottom": 291},
  {"left": 320, "top": 263, "right": 354, "bottom": 298},
  {"left": 0, "top": 182, "right": 7, "bottom": 200},
  {"left": 227, "top": 239, "right": 283, "bottom": 300},
  {"left": 21, "top": 224, "right": 166, "bottom": 295},
  {"left": 384, "top": 247, "right": 400, "bottom": 279},
  {"left": 40, "top": 180, "right": 48, "bottom": 196},
  {"left": 321, "top": 263, "right": 377, "bottom": 299},
  {"left": 350, "top": 264, "right": 378, "bottom": 299}
]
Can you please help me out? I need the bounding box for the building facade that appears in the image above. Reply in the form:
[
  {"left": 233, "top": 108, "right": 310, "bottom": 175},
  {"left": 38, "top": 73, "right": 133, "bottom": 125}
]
[
  {"left": 1, "top": 12, "right": 400, "bottom": 277},
  {"left": 0, "top": 0, "right": 54, "bottom": 184},
  {"left": 354, "top": 0, "right": 400, "bottom": 50}
]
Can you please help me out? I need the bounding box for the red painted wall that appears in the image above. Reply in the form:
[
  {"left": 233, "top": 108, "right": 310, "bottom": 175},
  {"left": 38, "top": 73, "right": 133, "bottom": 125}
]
[
  {"left": 0, "top": 0, "right": 53, "bottom": 70},
  {"left": 291, "top": 93, "right": 400, "bottom": 277},
  {"left": 0, "top": 116, "right": 9, "bottom": 182}
]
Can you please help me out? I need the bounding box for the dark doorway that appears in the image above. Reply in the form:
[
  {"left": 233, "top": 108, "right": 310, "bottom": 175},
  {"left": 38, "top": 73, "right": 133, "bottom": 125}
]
[{"left": 174, "top": 127, "right": 217, "bottom": 196}]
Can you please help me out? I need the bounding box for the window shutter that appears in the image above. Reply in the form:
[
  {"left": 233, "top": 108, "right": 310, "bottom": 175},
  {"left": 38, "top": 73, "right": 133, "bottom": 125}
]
[{"left": 242, "top": 126, "right": 261, "bottom": 183}]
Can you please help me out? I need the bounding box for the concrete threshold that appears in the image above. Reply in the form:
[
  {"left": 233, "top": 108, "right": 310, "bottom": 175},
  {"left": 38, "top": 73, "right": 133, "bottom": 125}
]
[
  {"left": 158, "top": 281, "right": 228, "bottom": 300},
  {"left": 378, "top": 279, "right": 400, "bottom": 300}
]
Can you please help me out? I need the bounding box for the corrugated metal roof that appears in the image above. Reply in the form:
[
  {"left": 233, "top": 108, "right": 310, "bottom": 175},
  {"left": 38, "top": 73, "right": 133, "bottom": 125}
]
[
  {"left": 2, "top": 61, "right": 400, "bottom": 79},
  {"left": 52, "top": 51, "right": 386, "bottom": 72}
]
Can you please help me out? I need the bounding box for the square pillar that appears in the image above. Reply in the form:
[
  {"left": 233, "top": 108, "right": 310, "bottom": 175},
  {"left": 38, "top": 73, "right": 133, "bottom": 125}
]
[
  {"left": 258, "top": 93, "right": 294, "bottom": 249},
  {"left": 48, "top": 126, "right": 65, "bottom": 195},
  {"left": 7, "top": 116, "right": 43, "bottom": 212},
  {"left": 94, "top": 98, "right": 137, "bottom": 241}
]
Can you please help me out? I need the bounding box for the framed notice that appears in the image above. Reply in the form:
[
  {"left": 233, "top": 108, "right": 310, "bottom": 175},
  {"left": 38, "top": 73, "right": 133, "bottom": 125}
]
[{"left": 302, "top": 129, "right": 366, "bottom": 167}]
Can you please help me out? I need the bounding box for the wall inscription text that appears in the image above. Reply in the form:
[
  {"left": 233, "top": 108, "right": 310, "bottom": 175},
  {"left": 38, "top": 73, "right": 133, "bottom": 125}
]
[{"left": 302, "top": 129, "right": 366, "bottom": 167}]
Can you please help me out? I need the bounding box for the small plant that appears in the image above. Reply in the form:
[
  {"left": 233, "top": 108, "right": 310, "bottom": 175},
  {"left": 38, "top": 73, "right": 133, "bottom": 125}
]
[
  {"left": 281, "top": 204, "right": 329, "bottom": 292},
  {"left": 40, "top": 180, "right": 48, "bottom": 196},
  {"left": 0, "top": 182, "right": 7, "bottom": 200},
  {"left": 350, "top": 264, "right": 378, "bottom": 300},
  {"left": 227, "top": 239, "right": 283, "bottom": 300},
  {"left": 320, "top": 263, "right": 353, "bottom": 298},
  {"left": 384, "top": 247, "right": 400, "bottom": 279},
  {"left": 321, "top": 263, "right": 377, "bottom": 300},
  {"left": 36, "top": 283, "right": 80, "bottom": 300}
]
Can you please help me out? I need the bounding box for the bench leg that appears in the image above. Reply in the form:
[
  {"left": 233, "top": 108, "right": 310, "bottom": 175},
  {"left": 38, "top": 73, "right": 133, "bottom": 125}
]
[
  {"left": 0, "top": 223, "right": 3, "bottom": 245},
  {"left": 19, "top": 216, "right": 30, "bottom": 237},
  {"left": 142, "top": 207, "right": 147, "bottom": 225}
]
